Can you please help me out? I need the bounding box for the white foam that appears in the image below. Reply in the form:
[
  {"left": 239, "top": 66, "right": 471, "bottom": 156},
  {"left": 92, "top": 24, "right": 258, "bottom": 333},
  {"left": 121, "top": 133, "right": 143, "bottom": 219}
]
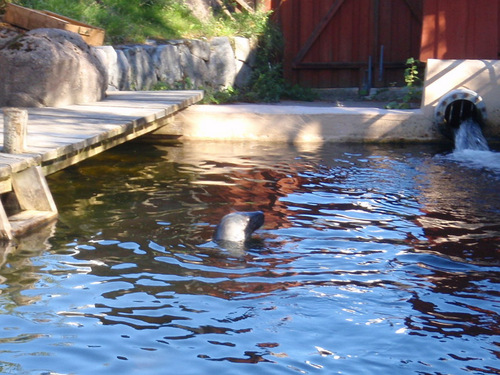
[
  {"left": 453, "top": 118, "right": 489, "bottom": 152},
  {"left": 447, "top": 149, "right": 500, "bottom": 172}
]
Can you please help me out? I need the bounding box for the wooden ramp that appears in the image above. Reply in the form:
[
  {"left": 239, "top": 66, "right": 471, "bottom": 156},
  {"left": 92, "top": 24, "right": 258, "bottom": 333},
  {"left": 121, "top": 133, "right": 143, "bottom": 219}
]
[{"left": 0, "top": 90, "right": 203, "bottom": 240}]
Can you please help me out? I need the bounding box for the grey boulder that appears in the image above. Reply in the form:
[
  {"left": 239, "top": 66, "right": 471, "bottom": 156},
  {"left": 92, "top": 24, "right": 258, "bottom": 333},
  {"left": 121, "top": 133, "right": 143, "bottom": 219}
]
[{"left": 0, "top": 28, "right": 107, "bottom": 107}]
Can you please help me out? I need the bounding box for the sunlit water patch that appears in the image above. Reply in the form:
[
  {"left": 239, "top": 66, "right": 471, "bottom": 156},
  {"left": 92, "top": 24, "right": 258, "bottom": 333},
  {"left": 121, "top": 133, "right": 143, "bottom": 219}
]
[{"left": 0, "top": 142, "right": 498, "bottom": 375}]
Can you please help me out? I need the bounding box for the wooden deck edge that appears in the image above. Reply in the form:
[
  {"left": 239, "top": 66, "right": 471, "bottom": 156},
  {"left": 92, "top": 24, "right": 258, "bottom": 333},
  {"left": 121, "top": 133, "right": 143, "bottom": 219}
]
[
  {"left": 0, "top": 153, "right": 41, "bottom": 174},
  {"left": 9, "top": 210, "right": 58, "bottom": 237},
  {"left": 0, "top": 90, "right": 203, "bottom": 240},
  {"left": 40, "top": 113, "right": 175, "bottom": 175},
  {"left": 38, "top": 91, "right": 204, "bottom": 175}
]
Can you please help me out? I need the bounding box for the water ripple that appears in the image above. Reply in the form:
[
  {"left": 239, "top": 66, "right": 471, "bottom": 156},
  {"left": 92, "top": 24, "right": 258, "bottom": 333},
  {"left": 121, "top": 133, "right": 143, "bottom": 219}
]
[{"left": 0, "top": 143, "right": 498, "bottom": 375}]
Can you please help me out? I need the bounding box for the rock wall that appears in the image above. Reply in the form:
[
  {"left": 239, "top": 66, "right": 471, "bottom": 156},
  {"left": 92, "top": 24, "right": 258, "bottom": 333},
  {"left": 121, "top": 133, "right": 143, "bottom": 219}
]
[
  {"left": 93, "top": 36, "right": 257, "bottom": 92},
  {"left": 0, "top": 28, "right": 107, "bottom": 107},
  {"left": 0, "top": 30, "right": 257, "bottom": 107}
]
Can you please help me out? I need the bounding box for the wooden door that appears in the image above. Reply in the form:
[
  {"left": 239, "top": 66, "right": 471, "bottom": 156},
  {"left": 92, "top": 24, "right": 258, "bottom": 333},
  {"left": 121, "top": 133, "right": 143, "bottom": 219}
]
[{"left": 273, "top": 0, "right": 423, "bottom": 88}]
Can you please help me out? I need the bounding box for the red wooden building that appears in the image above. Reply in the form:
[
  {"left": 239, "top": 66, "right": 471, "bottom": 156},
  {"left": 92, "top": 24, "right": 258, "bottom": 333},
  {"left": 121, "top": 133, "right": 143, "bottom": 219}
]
[
  {"left": 419, "top": 0, "right": 500, "bottom": 62},
  {"left": 263, "top": 0, "right": 500, "bottom": 88}
]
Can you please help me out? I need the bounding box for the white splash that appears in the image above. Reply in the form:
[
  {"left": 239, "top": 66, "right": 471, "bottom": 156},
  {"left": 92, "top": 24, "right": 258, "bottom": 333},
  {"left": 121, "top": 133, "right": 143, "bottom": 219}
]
[
  {"left": 453, "top": 118, "right": 489, "bottom": 152},
  {"left": 446, "top": 118, "right": 500, "bottom": 172}
]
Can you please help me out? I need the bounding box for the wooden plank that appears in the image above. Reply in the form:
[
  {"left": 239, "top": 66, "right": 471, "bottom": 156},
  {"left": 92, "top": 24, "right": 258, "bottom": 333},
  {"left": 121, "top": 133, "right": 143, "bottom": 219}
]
[
  {"left": 420, "top": 0, "right": 437, "bottom": 61},
  {"left": 9, "top": 210, "right": 58, "bottom": 237},
  {"left": 0, "top": 201, "right": 13, "bottom": 240},
  {"left": 339, "top": 0, "right": 354, "bottom": 61},
  {"left": 40, "top": 115, "right": 173, "bottom": 175},
  {"left": 281, "top": 0, "right": 424, "bottom": 87},
  {"left": 4, "top": 3, "right": 67, "bottom": 30},
  {"left": 11, "top": 166, "right": 57, "bottom": 212},
  {"left": 0, "top": 90, "right": 203, "bottom": 178},
  {"left": 498, "top": 2, "right": 500, "bottom": 58},
  {"left": 29, "top": 105, "right": 166, "bottom": 122},
  {"left": 294, "top": 62, "right": 375, "bottom": 69},
  {"left": 233, "top": 0, "right": 254, "bottom": 12},
  {"left": 292, "top": 0, "right": 345, "bottom": 67},
  {"left": 403, "top": 0, "right": 423, "bottom": 22},
  {"left": 299, "top": 0, "right": 317, "bottom": 86},
  {"left": 41, "top": 10, "right": 105, "bottom": 46},
  {"left": 276, "top": 0, "right": 298, "bottom": 84},
  {"left": 102, "top": 90, "right": 204, "bottom": 104},
  {"left": 0, "top": 90, "right": 202, "bottom": 240},
  {"left": 0, "top": 153, "right": 40, "bottom": 173},
  {"left": 447, "top": 0, "right": 467, "bottom": 57},
  {"left": 4, "top": 3, "right": 105, "bottom": 45},
  {"left": 420, "top": 0, "right": 498, "bottom": 61},
  {"left": 467, "top": 0, "right": 498, "bottom": 59}
]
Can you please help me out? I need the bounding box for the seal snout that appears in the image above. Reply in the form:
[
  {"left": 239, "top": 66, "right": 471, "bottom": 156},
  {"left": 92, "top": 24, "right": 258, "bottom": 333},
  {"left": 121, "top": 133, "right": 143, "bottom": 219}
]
[{"left": 214, "top": 211, "right": 264, "bottom": 243}]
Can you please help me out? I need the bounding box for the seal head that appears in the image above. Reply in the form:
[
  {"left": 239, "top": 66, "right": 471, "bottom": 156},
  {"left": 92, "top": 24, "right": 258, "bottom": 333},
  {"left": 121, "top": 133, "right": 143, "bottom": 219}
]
[{"left": 214, "top": 211, "right": 264, "bottom": 243}]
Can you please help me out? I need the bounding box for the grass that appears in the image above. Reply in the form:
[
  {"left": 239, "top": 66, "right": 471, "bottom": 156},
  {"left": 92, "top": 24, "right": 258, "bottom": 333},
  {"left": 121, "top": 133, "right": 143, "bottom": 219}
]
[{"left": 4, "top": 0, "right": 272, "bottom": 44}]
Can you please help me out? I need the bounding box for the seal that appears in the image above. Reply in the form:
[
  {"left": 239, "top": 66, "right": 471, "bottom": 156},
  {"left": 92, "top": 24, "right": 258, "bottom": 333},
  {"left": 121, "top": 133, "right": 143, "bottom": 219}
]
[{"left": 214, "top": 211, "right": 265, "bottom": 243}]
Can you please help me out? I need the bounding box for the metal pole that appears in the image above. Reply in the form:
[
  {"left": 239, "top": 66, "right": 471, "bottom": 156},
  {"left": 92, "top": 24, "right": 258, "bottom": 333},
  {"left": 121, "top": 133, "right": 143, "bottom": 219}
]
[
  {"left": 379, "top": 45, "right": 384, "bottom": 82},
  {"left": 368, "top": 55, "right": 373, "bottom": 92}
]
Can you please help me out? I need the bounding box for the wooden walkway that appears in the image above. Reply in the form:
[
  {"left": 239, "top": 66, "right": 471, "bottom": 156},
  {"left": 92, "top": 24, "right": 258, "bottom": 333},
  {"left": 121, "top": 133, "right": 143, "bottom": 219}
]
[{"left": 0, "top": 90, "right": 203, "bottom": 239}]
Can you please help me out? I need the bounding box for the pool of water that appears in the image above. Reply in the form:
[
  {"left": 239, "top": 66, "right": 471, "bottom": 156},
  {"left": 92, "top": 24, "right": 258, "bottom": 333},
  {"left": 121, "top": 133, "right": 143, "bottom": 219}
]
[{"left": 0, "top": 141, "right": 499, "bottom": 375}]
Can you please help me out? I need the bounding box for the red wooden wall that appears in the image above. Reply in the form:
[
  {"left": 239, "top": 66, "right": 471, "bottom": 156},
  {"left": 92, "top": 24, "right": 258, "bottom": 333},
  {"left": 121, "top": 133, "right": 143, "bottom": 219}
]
[
  {"left": 270, "top": 0, "right": 423, "bottom": 88},
  {"left": 420, "top": 0, "right": 500, "bottom": 62}
]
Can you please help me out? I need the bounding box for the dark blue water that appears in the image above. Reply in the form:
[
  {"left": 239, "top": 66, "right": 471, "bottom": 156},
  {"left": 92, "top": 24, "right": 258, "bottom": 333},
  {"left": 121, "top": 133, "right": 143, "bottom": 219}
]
[{"left": 0, "top": 142, "right": 498, "bottom": 375}]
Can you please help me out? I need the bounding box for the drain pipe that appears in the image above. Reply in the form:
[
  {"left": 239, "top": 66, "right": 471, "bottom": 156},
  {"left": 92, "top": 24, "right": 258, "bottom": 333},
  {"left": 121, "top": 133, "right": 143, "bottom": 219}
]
[{"left": 434, "top": 88, "right": 487, "bottom": 139}]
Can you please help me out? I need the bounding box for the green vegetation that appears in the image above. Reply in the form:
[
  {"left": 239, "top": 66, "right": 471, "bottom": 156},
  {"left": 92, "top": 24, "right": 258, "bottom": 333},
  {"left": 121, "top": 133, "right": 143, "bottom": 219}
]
[
  {"left": 402, "top": 57, "right": 422, "bottom": 102},
  {"left": 385, "top": 57, "right": 422, "bottom": 109},
  {"left": 6, "top": 0, "right": 272, "bottom": 44},
  {"left": 199, "top": 17, "right": 316, "bottom": 104},
  {"left": 2, "top": 0, "right": 317, "bottom": 103},
  {"left": 238, "top": 18, "right": 317, "bottom": 103}
]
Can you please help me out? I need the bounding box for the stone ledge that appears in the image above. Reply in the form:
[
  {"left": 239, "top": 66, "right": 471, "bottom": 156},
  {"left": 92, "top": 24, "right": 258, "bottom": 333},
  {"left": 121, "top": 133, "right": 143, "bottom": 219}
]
[{"left": 162, "top": 103, "right": 439, "bottom": 144}]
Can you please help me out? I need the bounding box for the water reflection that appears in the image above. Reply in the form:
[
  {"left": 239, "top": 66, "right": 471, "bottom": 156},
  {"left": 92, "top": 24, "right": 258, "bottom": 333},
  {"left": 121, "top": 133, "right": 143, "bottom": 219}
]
[
  {"left": 0, "top": 223, "right": 55, "bottom": 309},
  {"left": 0, "top": 141, "right": 498, "bottom": 374}
]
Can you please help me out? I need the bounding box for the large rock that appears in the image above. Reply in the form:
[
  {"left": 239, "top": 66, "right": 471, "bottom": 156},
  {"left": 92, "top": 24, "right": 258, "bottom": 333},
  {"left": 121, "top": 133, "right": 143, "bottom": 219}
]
[
  {"left": 115, "top": 49, "right": 132, "bottom": 90},
  {"left": 179, "top": 43, "right": 209, "bottom": 88},
  {"left": 93, "top": 45, "right": 125, "bottom": 91},
  {"left": 208, "top": 37, "right": 236, "bottom": 89},
  {"left": 77, "top": 36, "right": 257, "bottom": 92},
  {"left": 121, "top": 45, "right": 157, "bottom": 90},
  {"left": 0, "top": 27, "right": 20, "bottom": 49},
  {"left": 153, "top": 44, "right": 182, "bottom": 86},
  {"left": 0, "top": 28, "right": 107, "bottom": 107},
  {"left": 233, "top": 36, "right": 257, "bottom": 87},
  {"left": 186, "top": 39, "right": 210, "bottom": 61}
]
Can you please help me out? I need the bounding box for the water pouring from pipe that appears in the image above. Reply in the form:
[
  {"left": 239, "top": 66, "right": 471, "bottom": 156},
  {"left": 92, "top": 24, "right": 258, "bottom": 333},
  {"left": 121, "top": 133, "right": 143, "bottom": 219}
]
[
  {"left": 453, "top": 117, "right": 489, "bottom": 152},
  {"left": 434, "top": 88, "right": 500, "bottom": 171},
  {"left": 447, "top": 116, "right": 500, "bottom": 172}
]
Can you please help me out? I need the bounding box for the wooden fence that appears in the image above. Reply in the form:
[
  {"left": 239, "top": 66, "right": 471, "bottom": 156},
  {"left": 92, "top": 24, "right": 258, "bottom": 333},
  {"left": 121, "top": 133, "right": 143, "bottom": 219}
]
[
  {"left": 271, "top": 0, "right": 423, "bottom": 88},
  {"left": 420, "top": 0, "right": 500, "bottom": 62}
]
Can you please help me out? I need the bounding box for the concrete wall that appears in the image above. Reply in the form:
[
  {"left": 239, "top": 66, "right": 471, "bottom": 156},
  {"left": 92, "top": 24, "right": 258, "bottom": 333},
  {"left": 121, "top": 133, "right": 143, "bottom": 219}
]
[
  {"left": 165, "top": 59, "right": 500, "bottom": 144},
  {"left": 422, "top": 59, "right": 500, "bottom": 140},
  {"left": 93, "top": 36, "right": 257, "bottom": 92},
  {"left": 174, "top": 104, "right": 436, "bottom": 144},
  {"left": 93, "top": 48, "right": 500, "bottom": 144}
]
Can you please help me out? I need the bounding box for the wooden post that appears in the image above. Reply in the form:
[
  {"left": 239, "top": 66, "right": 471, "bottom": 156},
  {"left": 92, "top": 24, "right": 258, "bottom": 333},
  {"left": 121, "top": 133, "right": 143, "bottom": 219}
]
[
  {"left": 3, "top": 107, "right": 28, "bottom": 154},
  {"left": 7, "top": 166, "right": 58, "bottom": 238},
  {"left": 0, "top": 202, "right": 13, "bottom": 241},
  {"left": 11, "top": 166, "right": 58, "bottom": 213}
]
